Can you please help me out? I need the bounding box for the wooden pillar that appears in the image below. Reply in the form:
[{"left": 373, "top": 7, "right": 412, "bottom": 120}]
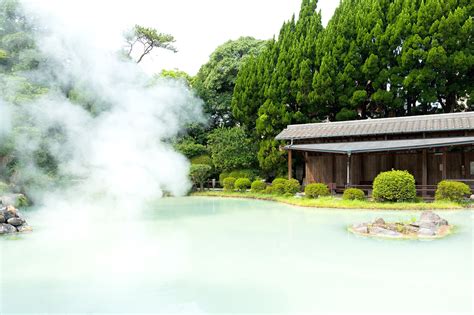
[
  {"left": 288, "top": 149, "right": 293, "bottom": 180},
  {"left": 346, "top": 153, "right": 352, "bottom": 187},
  {"left": 442, "top": 148, "right": 447, "bottom": 180},
  {"left": 332, "top": 154, "right": 336, "bottom": 184},
  {"left": 422, "top": 149, "right": 428, "bottom": 197}
]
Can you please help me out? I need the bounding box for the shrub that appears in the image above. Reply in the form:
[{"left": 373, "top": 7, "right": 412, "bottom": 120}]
[
  {"left": 189, "top": 164, "right": 212, "bottom": 191},
  {"left": 251, "top": 180, "right": 266, "bottom": 193},
  {"left": 175, "top": 140, "right": 208, "bottom": 158},
  {"left": 264, "top": 186, "right": 274, "bottom": 194},
  {"left": 343, "top": 188, "right": 365, "bottom": 201},
  {"left": 16, "top": 194, "right": 29, "bottom": 207},
  {"left": 435, "top": 180, "right": 471, "bottom": 202},
  {"left": 219, "top": 169, "right": 259, "bottom": 186},
  {"left": 223, "top": 177, "right": 236, "bottom": 191},
  {"left": 273, "top": 182, "right": 287, "bottom": 195},
  {"left": 305, "top": 183, "right": 330, "bottom": 198},
  {"left": 235, "top": 178, "right": 251, "bottom": 192},
  {"left": 272, "top": 178, "right": 287, "bottom": 186},
  {"left": 372, "top": 170, "right": 416, "bottom": 202},
  {"left": 284, "top": 179, "right": 300, "bottom": 195}
]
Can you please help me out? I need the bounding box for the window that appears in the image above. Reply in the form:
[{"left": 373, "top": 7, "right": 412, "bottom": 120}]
[{"left": 471, "top": 161, "right": 474, "bottom": 176}]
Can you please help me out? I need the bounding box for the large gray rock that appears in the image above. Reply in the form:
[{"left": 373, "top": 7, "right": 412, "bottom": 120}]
[
  {"left": 373, "top": 218, "right": 385, "bottom": 225},
  {"left": 352, "top": 223, "right": 368, "bottom": 234},
  {"left": 369, "top": 226, "right": 403, "bottom": 237},
  {"left": 16, "top": 224, "right": 33, "bottom": 233},
  {"left": 0, "top": 223, "right": 17, "bottom": 234},
  {"left": 7, "top": 217, "right": 25, "bottom": 226},
  {"left": 420, "top": 211, "right": 441, "bottom": 223},
  {"left": 418, "top": 227, "right": 436, "bottom": 236}
]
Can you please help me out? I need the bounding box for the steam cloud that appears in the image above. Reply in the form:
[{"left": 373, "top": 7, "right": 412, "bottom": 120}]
[{"left": 1, "top": 1, "right": 204, "bottom": 212}]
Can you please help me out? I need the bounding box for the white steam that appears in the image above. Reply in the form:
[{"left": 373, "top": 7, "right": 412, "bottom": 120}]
[{"left": 3, "top": 1, "right": 203, "bottom": 211}]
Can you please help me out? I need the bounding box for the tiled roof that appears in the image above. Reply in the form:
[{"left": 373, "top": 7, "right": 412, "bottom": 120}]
[
  {"left": 275, "top": 112, "right": 474, "bottom": 140},
  {"left": 285, "top": 137, "right": 474, "bottom": 154}
]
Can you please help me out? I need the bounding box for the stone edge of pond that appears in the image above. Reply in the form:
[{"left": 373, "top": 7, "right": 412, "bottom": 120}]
[{"left": 191, "top": 193, "right": 470, "bottom": 211}]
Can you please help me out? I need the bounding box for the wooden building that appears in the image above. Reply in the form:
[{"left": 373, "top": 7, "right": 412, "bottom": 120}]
[{"left": 275, "top": 112, "right": 474, "bottom": 195}]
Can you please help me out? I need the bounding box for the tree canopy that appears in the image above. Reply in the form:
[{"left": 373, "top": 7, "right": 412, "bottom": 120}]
[{"left": 124, "top": 25, "right": 177, "bottom": 63}]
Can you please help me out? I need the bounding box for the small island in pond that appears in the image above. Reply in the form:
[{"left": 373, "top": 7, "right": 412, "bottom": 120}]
[{"left": 349, "top": 211, "right": 453, "bottom": 239}]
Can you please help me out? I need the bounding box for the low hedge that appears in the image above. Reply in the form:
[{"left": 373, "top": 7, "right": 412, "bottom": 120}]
[
  {"left": 435, "top": 180, "right": 471, "bottom": 202},
  {"left": 223, "top": 177, "right": 236, "bottom": 191},
  {"left": 305, "top": 183, "right": 330, "bottom": 198},
  {"left": 372, "top": 170, "right": 416, "bottom": 202},
  {"left": 285, "top": 179, "right": 301, "bottom": 195},
  {"left": 343, "top": 188, "right": 365, "bottom": 200},
  {"left": 235, "top": 178, "right": 251, "bottom": 192},
  {"left": 219, "top": 169, "right": 260, "bottom": 186},
  {"left": 251, "top": 180, "right": 266, "bottom": 193}
]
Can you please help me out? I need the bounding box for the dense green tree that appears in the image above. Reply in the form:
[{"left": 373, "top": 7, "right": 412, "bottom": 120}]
[
  {"left": 207, "top": 127, "right": 257, "bottom": 172},
  {"left": 194, "top": 37, "right": 266, "bottom": 129}
]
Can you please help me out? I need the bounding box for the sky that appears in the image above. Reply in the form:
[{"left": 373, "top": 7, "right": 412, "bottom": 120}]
[{"left": 27, "top": 0, "right": 339, "bottom": 75}]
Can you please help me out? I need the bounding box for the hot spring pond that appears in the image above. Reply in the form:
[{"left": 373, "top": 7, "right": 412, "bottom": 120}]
[{"left": 1, "top": 197, "right": 473, "bottom": 314}]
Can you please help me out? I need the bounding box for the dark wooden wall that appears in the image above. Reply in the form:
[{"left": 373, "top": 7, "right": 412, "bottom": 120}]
[{"left": 304, "top": 148, "right": 474, "bottom": 186}]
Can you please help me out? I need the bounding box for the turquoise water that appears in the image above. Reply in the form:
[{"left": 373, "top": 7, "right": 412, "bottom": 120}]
[{"left": 1, "top": 197, "right": 473, "bottom": 314}]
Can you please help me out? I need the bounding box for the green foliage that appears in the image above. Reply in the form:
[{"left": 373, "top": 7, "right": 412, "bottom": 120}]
[
  {"left": 190, "top": 154, "right": 212, "bottom": 166},
  {"left": 189, "top": 164, "right": 212, "bottom": 191},
  {"left": 272, "top": 182, "right": 287, "bottom": 195},
  {"left": 207, "top": 127, "right": 257, "bottom": 172},
  {"left": 156, "top": 69, "right": 193, "bottom": 87},
  {"left": 223, "top": 177, "right": 236, "bottom": 191},
  {"left": 0, "top": 181, "right": 9, "bottom": 193},
  {"left": 174, "top": 139, "right": 208, "bottom": 159},
  {"left": 272, "top": 178, "right": 288, "bottom": 186},
  {"left": 124, "top": 25, "right": 177, "bottom": 63},
  {"left": 305, "top": 183, "right": 330, "bottom": 198},
  {"left": 194, "top": 36, "right": 266, "bottom": 128},
  {"left": 234, "top": 178, "right": 251, "bottom": 192},
  {"left": 219, "top": 168, "right": 260, "bottom": 186},
  {"left": 343, "top": 188, "right": 365, "bottom": 201},
  {"left": 435, "top": 180, "right": 471, "bottom": 202},
  {"left": 372, "top": 170, "right": 416, "bottom": 202},
  {"left": 264, "top": 186, "right": 274, "bottom": 195},
  {"left": 284, "top": 178, "right": 301, "bottom": 195},
  {"left": 251, "top": 180, "right": 266, "bottom": 193},
  {"left": 15, "top": 194, "right": 28, "bottom": 207}
]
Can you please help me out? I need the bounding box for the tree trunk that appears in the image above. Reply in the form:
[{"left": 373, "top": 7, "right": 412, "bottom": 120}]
[{"left": 200, "top": 183, "right": 204, "bottom": 191}]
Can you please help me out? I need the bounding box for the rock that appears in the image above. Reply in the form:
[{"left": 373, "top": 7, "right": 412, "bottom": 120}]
[
  {"left": 352, "top": 223, "right": 368, "bottom": 234},
  {"left": 418, "top": 221, "right": 437, "bottom": 229},
  {"left": 418, "top": 227, "right": 436, "bottom": 236},
  {"left": 420, "top": 211, "right": 441, "bottom": 223},
  {"left": 373, "top": 218, "right": 385, "bottom": 225},
  {"left": 0, "top": 214, "right": 5, "bottom": 223},
  {"left": 438, "top": 219, "right": 448, "bottom": 226},
  {"left": 369, "top": 226, "right": 402, "bottom": 237},
  {"left": 405, "top": 225, "right": 419, "bottom": 234},
  {"left": 7, "top": 217, "right": 25, "bottom": 226},
  {"left": 437, "top": 225, "right": 450, "bottom": 236},
  {"left": 470, "top": 194, "right": 474, "bottom": 200},
  {"left": 16, "top": 224, "right": 33, "bottom": 233},
  {"left": 0, "top": 223, "right": 17, "bottom": 234}
]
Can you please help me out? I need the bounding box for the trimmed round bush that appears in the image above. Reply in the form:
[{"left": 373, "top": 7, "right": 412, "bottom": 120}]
[
  {"left": 343, "top": 188, "right": 365, "bottom": 200},
  {"left": 235, "top": 178, "right": 251, "bottom": 192},
  {"left": 284, "top": 179, "right": 300, "bottom": 195},
  {"left": 223, "top": 177, "right": 236, "bottom": 191},
  {"left": 272, "top": 178, "right": 287, "bottom": 186},
  {"left": 272, "top": 182, "right": 287, "bottom": 195},
  {"left": 264, "top": 186, "right": 274, "bottom": 195},
  {"left": 251, "top": 180, "right": 266, "bottom": 193},
  {"left": 305, "top": 183, "right": 330, "bottom": 198},
  {"left": 372, "top": 170, "right": 416, "bottom": 202},
  {"left": 220, "top": 169, "right": 259, "bottom": 186},
  {"left": 190, "top": 154, "right": 213, "bottom": 166},
  {"left": 435, "top": 180, "right": 471, "bottom": 202}
]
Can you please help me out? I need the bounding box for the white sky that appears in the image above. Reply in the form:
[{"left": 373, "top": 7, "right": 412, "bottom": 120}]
[{"left": 27, "top": 0, "right": 339, "bottom": 75}]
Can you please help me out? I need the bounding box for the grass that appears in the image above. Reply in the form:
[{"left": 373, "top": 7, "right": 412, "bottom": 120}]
[{"left": 192, "top": 191, "right": 468, "bottom": 210}]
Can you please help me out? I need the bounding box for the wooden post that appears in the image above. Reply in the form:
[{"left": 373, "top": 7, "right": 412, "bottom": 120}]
[
  {"left": 422, "top": 149, "right": 428, "bottom": 197},
  {"left": 346, "top": 153, "right": 352, "bottom": 187},
  {"left": 442, "top": 148, "right": 447, "bottom": 180},
  {"left": 288, "top": 149, "right": 293, "bottom": 180}
]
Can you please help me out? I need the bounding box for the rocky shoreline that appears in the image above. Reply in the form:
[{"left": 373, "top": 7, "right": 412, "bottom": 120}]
[
  {"left": 349, "top": 211, "right": 452, "bottom": 239},
  {"left": 0, "top": 205, "right": 32, "bottom": 234}
]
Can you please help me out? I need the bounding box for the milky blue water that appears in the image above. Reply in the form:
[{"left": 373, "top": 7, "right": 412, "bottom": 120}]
[{"left": 1, "top": 197, "right": 473, "bottom": 314}]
